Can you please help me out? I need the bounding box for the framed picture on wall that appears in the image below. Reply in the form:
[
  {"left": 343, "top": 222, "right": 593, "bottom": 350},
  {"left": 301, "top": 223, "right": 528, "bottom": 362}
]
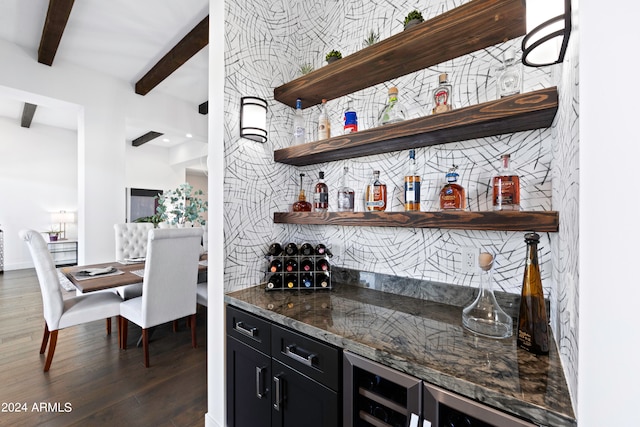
[{"left": 126, "top": 188, "right": 163, "bottom": 222}]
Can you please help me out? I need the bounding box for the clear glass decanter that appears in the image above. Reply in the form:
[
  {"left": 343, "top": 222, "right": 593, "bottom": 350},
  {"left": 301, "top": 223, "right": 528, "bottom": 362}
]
[{"left": 462, "top": 252, "right": 513, "bottom": 339}]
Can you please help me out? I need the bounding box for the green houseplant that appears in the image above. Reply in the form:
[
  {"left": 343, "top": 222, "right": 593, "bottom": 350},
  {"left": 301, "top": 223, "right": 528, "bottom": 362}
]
[
  {"left": 363, "top": 30, "right": 380, "bottom": 47},
  {"left": 403, "top": 10, "right": 424, "bottom": 30},
  {"left": 155, "top": 183, "right": 208, "bottom": 226},
  {"left": 299, "top": 63, "right": 314, "bottom": 75},
  {"left": 325, "top": 50, "right": 342, "bottom": 64}
]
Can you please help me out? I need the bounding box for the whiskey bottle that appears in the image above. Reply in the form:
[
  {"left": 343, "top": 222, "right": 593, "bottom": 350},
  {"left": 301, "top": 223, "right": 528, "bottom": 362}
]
[
  {"left": 404, "top": 149, "right": 421, "bottom": 211},
  {"left": 317, "top": 99, "right": 331, "bottom": 140},
  {"left": 292, "top": 173, "right": 312, "bottom": 212},
  {"left": 313, "top": 171, "right": 329, "bottom": 212},
  {"left": 496, "top": 47, "right": 523, "bottom": 98},
  {"left": 492, "top": 154, "right": 521, "bottom": 211},
  {"left": 517, "top": 232, "right": 549, "bottom": 355},
  {"left": 377, "top": 87, "right": 406, "bottom": 126},
  {"left": 432, "top": 73, "right": 453, "bottom": 114},
  {"left": 439, "top": 165, "right": 466, "bottom": 210},
  {"left": 293, "top": 98, "right": 305, "bottom": 145},
  {"left": 337, "top": 166, "right": 355, "bottom": 212},
  {"left": 365, "top": 170, "right": 387, "bottom": 211},
  {"left": 284, "top": 242, "right": 299, "bottom": 256}
]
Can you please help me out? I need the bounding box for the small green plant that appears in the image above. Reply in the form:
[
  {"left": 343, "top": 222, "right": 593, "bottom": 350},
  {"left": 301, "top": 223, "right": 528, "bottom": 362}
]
[
  {"left": 325, "top": 50, "right": 342, "bottom": 62},
  {"left": 363, "top": 30, "right": 380, "bottom": 47},
  {"left": 299, "top": 63, "right": 314, "bottom": 75},
  {"left": 156, "top": 183, "right": 208, "bottom": 226},
  {"left": 403, "top": 10, "right": 424, "bottom": 27}
]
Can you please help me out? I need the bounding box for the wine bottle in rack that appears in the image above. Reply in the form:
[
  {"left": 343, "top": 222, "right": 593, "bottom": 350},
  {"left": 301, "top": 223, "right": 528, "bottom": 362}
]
[
  {"left": 315, "top": 272, "right": 330, "bottom": 288},
  {"left": 269, "top": 259, "right": 283, "bottom": 273},
  {"left": 316, "top": 258, "right": 330, "bottom": 272},
  {"left": 315, "top": 243, "right": 332, "bottom": 257},
  {"left": 284, "top": 258, "right": 298, "bottom": 272},
  {"left": 267, "top": 242, "right": 283, "bottom": 256},
  {"left": 284, "top": 273, "right": 298, "bottom": 289},
  {"left": 301, "top": 273, "right": 314, "bottom": 288},
  {"left": 266, "top": 274, "right": 282, "bottom": 290},
  {"left": 300, "top": 242, "right": 314, "bottom": 256},
  {"left": 300, "top": 258, "right": 314, "bottom": 272},
  {"left": 284, "top": 242, "right": 299, "bottom": 256}
]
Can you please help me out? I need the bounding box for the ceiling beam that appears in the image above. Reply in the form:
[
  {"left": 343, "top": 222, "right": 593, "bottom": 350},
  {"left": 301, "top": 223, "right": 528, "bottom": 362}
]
[
  {"left": 38, "top": 0, "right": 75, "bottom": 66},
  {"left": 132, "top": 131, "right": 164, "bottom": 147},
  {"left": 135, "top": 16, "right": 209, "bottom": 96},
  {"left": 21, "top": 103, "right": 38, "bottom": 128}
]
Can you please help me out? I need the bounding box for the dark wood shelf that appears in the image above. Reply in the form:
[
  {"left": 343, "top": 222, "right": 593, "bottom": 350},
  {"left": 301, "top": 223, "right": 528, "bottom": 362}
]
[
  {"left": 274, "top": 211, "right": 559, "bottom": 232},
  {"left": 273, "top": 0, "right": 525, "bottom": 109},
  {"left": 274, "top": 88, "right": 558, "bottom": 166}
]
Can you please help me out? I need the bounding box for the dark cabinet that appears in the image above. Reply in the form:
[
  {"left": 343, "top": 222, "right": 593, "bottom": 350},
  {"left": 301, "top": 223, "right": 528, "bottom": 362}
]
[{"left": 226, "top": 305, "right": 342, "bottom": 427}]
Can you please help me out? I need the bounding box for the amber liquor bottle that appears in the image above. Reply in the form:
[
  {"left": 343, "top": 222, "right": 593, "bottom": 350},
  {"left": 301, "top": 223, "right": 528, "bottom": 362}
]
[
  {"left": 493, "top": 154, "right": 520, "bottom": 211},
  {"left": 439, "top": 165, "right": 466, "bottom": 210},
  {"left": 365, "top": 170, "right": 387, "bottom": 211},
  {"left": 313, "top": 171, "right": 329, "bottom": 212},
  {"left": 292, "top": 173, "right": 312, "bottom": 212},
  {"left": 517, "top": 232, "right": 549, "bottom": 355},
  {"left": 404, "top": 149, "right": 421, "bottom": 211}
]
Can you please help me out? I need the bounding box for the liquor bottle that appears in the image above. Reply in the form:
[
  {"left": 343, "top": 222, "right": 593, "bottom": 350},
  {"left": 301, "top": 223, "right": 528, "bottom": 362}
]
[
  {"left": 344, "top": 104, "right": 358, "bottom": 133},
  {"left": 315, "top": 272, "right": 330, "bottom": 288},
  {"left": 284, "top": 258, "right": 298, "bottom": 272},
  {"left": 299, "top": 242, "right": 314, "bottom": 256},
  {"left": 284, "top": 242, "right": 299, "bottom": 256},
  {"left": 315, "top": 243, "right": 332, "bottom": 257},
  {"left": 284, "top": 273, "right": 298, "bottom": 289},
  {"left": 269, "top": 259, "right": 283, "bottom": 273},
  {"left": 337, "top": 166, "right": 355, "bottom": 212},
  {"left": 492, "top": 154, "right": 521, "bottom": 211},
  {"left": 292, "top": 173, "right": 312, "bottom": 212},
  {"left": 293, "top": 98, "right": 305, "bottom": 145},
  {"left": 377, "top": 87, "right": 406, "bottom": 125},
  {"left": 301, "top": 273, "right": 314, "bottom": 288},
  {"left": 432, "top": 73, "right": 453, "bottom": 114},
  {"left": 313, "top": 171, "right": 329, "bottom": 212},
  {"left": 266, "top": 274, "right": 282, "bottom": 290},
  {"left": 517, "top": 232, "right": 549, "bottom": 355},
  {"left": 365, "top": 170, "right": 387, "bottom": 211},
  {"left": 267, "top": 242, "right": 283, "bottom": 256},
  {"left": 317, "top": 99, "right": 331, "bottom": 140},
  {"left": 496, "top": 47, "right": 523, "bottom": 98},
  {"left": 439, "top": 165, "right": 466, "bottom": 210},
  {"left": 316, "top": 258, "right": 330, "bottom": 272},
  {"left": 300, "top": 258, "right": 314, "bottom": 272},
  {"left": 404, "top": 149, "right": 421, "bottom": 211}
]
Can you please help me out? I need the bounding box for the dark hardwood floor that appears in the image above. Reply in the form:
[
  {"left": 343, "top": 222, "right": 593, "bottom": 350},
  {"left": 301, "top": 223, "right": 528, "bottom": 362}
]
[{"left": 0, "top": 269, "right": 207, "bottom": 427}]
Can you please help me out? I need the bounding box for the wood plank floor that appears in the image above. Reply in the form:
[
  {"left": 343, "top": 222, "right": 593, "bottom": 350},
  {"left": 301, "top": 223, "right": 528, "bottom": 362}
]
[{"left": 0, "top": 269, "right": 207, "bottom": 427}]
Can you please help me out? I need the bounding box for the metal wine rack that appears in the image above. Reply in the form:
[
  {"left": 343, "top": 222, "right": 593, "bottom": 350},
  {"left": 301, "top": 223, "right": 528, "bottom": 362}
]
[{"left": 264, "top": 243, "right": 332, "bottom": 291}]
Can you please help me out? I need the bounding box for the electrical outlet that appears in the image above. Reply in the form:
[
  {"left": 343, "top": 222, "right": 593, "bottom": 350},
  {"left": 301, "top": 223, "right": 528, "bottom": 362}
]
[{"left": 461, "top": 247, "right": 479, "bottom": 273}]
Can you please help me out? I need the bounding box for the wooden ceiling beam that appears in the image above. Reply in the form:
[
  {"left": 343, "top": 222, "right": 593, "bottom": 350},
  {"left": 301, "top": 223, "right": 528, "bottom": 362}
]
[
  {"left": 135, "top": 16, "right": 209, "bottom": 96},
  {"left": 21, "top": 103, "right": 38, "bottom": 128},
  {"left": 38, "top": 0, "right": 75, "bottom": 66},
  {"left": 132, "top": 131, "right": 163, "bottom": 147}
]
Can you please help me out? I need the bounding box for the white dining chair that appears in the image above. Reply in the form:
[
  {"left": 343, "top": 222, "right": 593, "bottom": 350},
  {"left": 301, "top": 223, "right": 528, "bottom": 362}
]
[
  {"left": 196, "top": 281, "right": 207, "bottom": 307},
  {"left": 113, "top": 222, "right": 153, "bottom": 299},
  {"left": 19, "top": 229, "right": 123, "bottom": 372},
  {"left": 119, "top": 227, "right": 203, "bottom": 367}
]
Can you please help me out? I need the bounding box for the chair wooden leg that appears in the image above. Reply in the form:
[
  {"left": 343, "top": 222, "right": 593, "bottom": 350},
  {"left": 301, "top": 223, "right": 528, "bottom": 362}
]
[
  {"left": 43, "top": 330, "right": 58, "bottom": 372},
  {"left": 40, "top": 323, "right": 50, "bottom": 354},
  {"left": 142, "top": 328, "right": 150, "bottom": 368},
  {"left": 191, "top": 314, "right": 197, "bottom": 348},
  {"left": 106, "top": 317, "right": 112, "bottom": 335},
  {"left": 172, "top": 320, "right": 179, "bottom": 332},
  {"left": 121, "top": 318, "right": 128, "bottom": 350},
  {"left": 116, "top": 315, "right": 122, "bottom": 348}
]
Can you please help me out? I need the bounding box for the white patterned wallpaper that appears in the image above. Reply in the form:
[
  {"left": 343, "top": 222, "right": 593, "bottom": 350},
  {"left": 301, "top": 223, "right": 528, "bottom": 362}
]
[{"left": 223, "top": 0, "right": 579, "bottom": 407}]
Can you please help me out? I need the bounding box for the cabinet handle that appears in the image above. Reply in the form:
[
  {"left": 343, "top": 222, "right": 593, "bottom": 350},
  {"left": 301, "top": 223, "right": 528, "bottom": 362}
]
[
  {"left": 256, "top": 366, "right": 266, "bottom": 399},
  {"left": 284, "top": 344, "right": 317, "bottom": 367},
  {"left": 273, "top": 375, "right": 282, "bottom": 411},
  {"left": 234, "top": 321, "right": 257, "bottom": 337}
]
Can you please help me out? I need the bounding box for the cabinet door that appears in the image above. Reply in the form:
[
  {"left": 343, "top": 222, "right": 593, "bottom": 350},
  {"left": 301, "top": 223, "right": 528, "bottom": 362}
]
[
  {"left": 227, "top": 336, "right": 272, "bottom": 427},
  {"left": 271, "top": 359, "right": 339, "bottom": 427}
]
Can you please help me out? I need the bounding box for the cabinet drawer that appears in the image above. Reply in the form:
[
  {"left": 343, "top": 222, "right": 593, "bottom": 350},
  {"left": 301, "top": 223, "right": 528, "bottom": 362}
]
[
  {"left": 226, "top": 305, "right": 271, "bottom": 355},
  {"left": 271, "top": 324, "right": 341, "bottom": 391}
]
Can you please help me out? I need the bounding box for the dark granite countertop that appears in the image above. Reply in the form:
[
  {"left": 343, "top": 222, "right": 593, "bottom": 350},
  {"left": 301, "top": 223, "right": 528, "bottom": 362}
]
[{"left": 225, "top": 271, "right": 576, "bottom": 427}]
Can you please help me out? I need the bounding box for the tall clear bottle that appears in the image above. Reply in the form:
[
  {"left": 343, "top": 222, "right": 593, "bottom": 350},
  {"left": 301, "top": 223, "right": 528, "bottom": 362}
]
[
  {"left": 496, "top": 47, "right": 523, "bottom": 98},
  {"left": 377, "top": 87, "right": 406, "bottom": 126},
  {"left": 404, "top": 149, "right": 421, "bottom": 211},
  {"left": 517, "top": 232, "right": 549, "bottom": 355},
  {"left": 492, "top": 154, "right": 520, "bottom": 211},
  {"left": 317, "top": 99, "right": 331, "bottom": 140},
  {"left": 293, "top": 98, "right": 305, "bottom": 145},
  {"left": 313, "top": 171, "right": 329, "bottom": 212},
  {"left": 432, "top": 73, "right": 453, "bottom": 114},
  {"left": 365, "top": 170, "right": 387, "bottom": 211},
  {"left": 337, "top": 166, "right": 355, "bottom": 212}
]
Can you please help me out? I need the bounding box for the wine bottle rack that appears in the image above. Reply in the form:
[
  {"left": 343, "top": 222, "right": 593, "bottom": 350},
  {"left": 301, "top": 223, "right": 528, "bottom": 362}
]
[{"left": 264, "top": 243, "right": 333, "bottom": 291}]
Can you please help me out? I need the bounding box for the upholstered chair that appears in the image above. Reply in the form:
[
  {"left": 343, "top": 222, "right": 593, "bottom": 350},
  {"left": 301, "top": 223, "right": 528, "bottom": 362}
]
[
  {"left": 119, "top": 227, "right": 203, "bottom": 367},
  {"left": 113, "top": 223, "right": 153, "bottom": 299},
  {"left": 19, "top": 229, "right": 122, "bottom": 372}
]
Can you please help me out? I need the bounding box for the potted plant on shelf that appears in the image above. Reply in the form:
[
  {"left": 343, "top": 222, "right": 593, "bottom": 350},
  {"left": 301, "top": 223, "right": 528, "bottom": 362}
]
[
  {"left": 403, "top": 10, "right": 424, "bottom": 30},
  {"left": 325, "top": 50, "right": 342, "bottom": 64},
  {"left": 363, "top": 30, "right": 380, "bottom": 47},
  {"left": 299, "top": 63, "right": 314, "bottom": 75},
  {"left": 45, "top": 229, "right": 62, "bottom": 242},
  {"left": 155, "top": 183, "right": 208, "bottom": 227}
]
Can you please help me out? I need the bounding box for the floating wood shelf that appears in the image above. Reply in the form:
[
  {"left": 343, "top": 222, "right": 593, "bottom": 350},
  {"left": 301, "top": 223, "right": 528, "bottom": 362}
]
[
  {"left": 273, "top": 0, "right": 525, "bottom": 109},
  {"left": 274, "top": 87, "right": 558, "bottom": 166},
  {"left": 274, "top": 211, "right": 559, "bottom": 232}
]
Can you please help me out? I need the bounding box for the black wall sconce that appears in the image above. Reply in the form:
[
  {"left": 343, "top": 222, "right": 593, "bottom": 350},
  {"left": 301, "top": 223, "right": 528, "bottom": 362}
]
[
  {"left": 522, "top": 0, "right": 572, "bottom": 67},
  {"left": 240, "top": 96, "right": 268, "bottom": 143}
]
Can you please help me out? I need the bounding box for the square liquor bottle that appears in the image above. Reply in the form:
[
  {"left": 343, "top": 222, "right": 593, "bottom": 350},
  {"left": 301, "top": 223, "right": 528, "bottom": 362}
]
[{"left": 492, "top": 154, "right": 520, "bottom": 211}]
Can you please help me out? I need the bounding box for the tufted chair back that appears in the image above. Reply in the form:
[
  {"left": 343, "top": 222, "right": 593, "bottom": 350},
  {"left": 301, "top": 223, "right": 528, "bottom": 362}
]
[{"left": 114, "top": 223, "right": 154, "bottom": 262}]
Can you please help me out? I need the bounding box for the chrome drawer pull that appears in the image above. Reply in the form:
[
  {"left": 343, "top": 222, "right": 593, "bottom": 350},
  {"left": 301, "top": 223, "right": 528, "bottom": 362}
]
[
  {"left": 235, "top": 321, "right": 257, "bottom": 337},
  {"left": 273, "top": 375, "right": 282, "bottom": 411},
  {"left": 256, "top": 366, "right": 266, "bottom": 398},
  {"left": 284, "top": 344, "right": 317, "bottom": 367}
]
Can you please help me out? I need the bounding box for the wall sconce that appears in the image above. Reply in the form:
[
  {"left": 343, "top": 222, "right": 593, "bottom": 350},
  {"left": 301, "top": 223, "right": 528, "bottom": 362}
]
[
  {"left": 240, "top": 96, "right": 268, "bottom": 143},
  {"left": 522, "top": 0, "right": 571, "bottom": 67},
  {"left": 51, "top": 211, "right": 75, "bottom": 240}
]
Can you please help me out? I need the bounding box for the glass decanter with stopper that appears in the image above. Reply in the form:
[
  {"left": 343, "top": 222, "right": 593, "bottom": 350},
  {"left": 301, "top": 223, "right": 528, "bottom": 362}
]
[
  {"left": 462, "top": 252, "right": 513, "bottom": 339},
  {"left": 292, "top": 173, "right": 312, "bottom": 212},
  {"left": 496, "top": 47, "right": 523, "bottom": 98},
  {"left": 377, "top": 87, "right": 406, "bottom": 126}
]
